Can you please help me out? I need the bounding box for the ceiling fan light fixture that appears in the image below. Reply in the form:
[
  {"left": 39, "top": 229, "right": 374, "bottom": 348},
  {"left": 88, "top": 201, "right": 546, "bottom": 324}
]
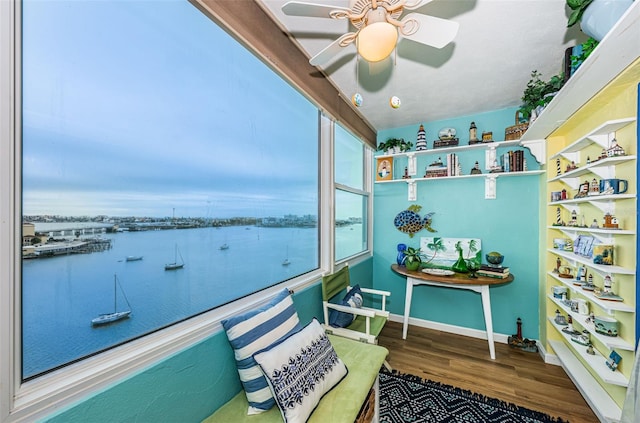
[{"left": 357, "top": 21, "right": 398, "bottom": 62}]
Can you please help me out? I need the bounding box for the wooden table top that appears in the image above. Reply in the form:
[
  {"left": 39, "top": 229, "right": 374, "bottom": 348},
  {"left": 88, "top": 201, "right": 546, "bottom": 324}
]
[{"left": 391, "top": 264, "right": 514, "bottom": 286}]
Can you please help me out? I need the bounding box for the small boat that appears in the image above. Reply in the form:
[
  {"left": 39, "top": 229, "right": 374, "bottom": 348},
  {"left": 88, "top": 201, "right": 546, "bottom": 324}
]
[
  {"left": 281, "top": 246, "right": 290, "bottom": 266},
  {"left": 219, "top": 244, "right": 229, "bottom": 250},
  {"left": 125, "top": 255, "right": 143, "bottom": 261},
  {"left": 165, "top": 244, "right": 184, "bottom": 270},
  {"left": 92, "top": 274, "right": 132, "bottom": 326}
]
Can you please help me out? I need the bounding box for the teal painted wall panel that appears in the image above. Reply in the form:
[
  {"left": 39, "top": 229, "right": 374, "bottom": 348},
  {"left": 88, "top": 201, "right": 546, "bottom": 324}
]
[
  {"left": 374, "top": 107, "right": 541, "bottom": 340},
  {"left": 43, "top": 260, "right": 372, "bottom": 422}
]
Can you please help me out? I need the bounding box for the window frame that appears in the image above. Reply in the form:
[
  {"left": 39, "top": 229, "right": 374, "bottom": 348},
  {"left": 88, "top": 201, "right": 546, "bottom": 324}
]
[
  {"left": 0, "top": 2, "right": 373, "bottom": 421},
  {"left": 334, "top": 124, "right": 374, "bottom": 264}
]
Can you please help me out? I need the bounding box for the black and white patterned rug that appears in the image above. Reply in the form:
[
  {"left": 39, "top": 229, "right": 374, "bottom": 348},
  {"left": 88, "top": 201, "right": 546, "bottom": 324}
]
[{"left": 379, "top": 370, "right": 569, "bottom": 423}]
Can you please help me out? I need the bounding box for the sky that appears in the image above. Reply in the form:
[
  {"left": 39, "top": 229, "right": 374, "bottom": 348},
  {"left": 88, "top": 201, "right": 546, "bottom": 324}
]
[{"left": 21, "top": 0, "right": 321, "bottom": 219}]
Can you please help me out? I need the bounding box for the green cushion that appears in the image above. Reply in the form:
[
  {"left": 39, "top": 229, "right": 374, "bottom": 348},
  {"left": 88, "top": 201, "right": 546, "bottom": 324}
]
[
  {"left": 347, "top": 315, "right": 387, "bottom": 338},
  {"left": 203, "top": 334, "right": 388, "bottom": 423}
]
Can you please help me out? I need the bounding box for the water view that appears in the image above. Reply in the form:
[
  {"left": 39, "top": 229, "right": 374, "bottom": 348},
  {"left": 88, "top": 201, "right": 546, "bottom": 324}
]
[{"left": 22, "top": 223, "right": 361, "bottom": 378}]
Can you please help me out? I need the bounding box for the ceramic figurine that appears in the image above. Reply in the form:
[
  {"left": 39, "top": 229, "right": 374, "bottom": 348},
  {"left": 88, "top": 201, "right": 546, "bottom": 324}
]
[
  {"left": 561, "top": 189, "right": 567, "bottom": 200},
  {"left": 562, "top": 316, "right": 581, "bottom": 335},
  {"left": 566, "top": 161, "right": 578, "bottom": 172},
  {"left": 606, "top": 350, "right": 622, "bottom": 371},
  {"left": 402, "top": 166, "right": 411, "bottom": 179},
  {"left": 575, "top": 180, "right": 589, "bottom": 198},
  {"left": 586, "top": 156, "right": 591, "bottom": 164},
  {"left": 415, "top": 124, "right": 428, "bottom": 151},
  {"left": 590, "top": 219, "right": 599, "bottom": 228},
  {"left": 470, "top": 161, "right": 482, "bottom": 175},
  {"left": 571, "top": 330, "right": 590, "bottom": 346},
  {"left": 603, "top": 212, "right": 619, "bottom": 229},
  {"left": 554, "top": 309, "right": 568, "bottom": 326},
  {"left": 596, "top": 275, "right": 624, "bottom": 301},
  {"left": 556, "top": 158, "right": 561, "bottom": 176},
  {"left": 586, "top": 343, "right": 595, "bottom": 355},
  {"left": 554, "top": 257, "right": 561, "bottom": 273},
  {"left": 469, "top": 122, "right": 480, "bottom": 144},
  {"left": 606, "top": 139, "right": 625, "bottom": 157},
  {"left": 583, "top": 274, "right": 595, "bottom": 291},
  {"left": 588, "top": 178, "right": 600, "bottom": 196},
  {"left": 568, "top": 210, "right": 578, "bottom": 227}
]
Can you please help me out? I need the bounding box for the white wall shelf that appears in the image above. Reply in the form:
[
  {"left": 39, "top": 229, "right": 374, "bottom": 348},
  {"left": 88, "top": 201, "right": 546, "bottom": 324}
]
[
  {"left": 548, "top": 317, "right": 629, "bottom": 387},
  {"left": 548, "top": 294, "right": 635, "bottom": 351},
  {"left": 548, "top": 155, "right": 637, "bottom": 184},
  {"left": 548, "top": 272, "right": 635, "bottom": 314},
  {"left": 549, "top": 117, "right": 636, "bottom": 160},
  {"left": 549, "top": 340, "right": 622, "bottom": 423},
  {"left": 548, "top": 248, "right": 635, "bottom": 276}
]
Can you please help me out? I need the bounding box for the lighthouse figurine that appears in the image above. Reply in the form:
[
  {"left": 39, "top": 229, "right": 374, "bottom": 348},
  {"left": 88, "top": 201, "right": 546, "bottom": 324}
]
[{"left": 415, "top": 124, "right": 428, "bottom": 151}]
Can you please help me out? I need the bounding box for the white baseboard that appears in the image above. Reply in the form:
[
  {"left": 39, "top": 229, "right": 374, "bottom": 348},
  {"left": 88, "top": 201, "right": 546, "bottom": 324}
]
[{"left": 388, "top": 312, "right": 560, "bottom": 368}]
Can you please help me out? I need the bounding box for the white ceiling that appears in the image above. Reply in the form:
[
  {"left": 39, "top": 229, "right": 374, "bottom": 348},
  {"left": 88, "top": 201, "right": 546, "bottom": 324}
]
[{"left": 257, "top": 0, "right": 588, "bottom": 131}]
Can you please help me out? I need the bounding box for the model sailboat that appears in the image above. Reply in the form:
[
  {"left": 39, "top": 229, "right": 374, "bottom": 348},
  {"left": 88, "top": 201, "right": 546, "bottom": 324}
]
[
  {"left": 165, "top": 243, "right": 185, "bottom": 270},
  {"left": 91, "top": 274, "right": 132, "bottom": 326}
]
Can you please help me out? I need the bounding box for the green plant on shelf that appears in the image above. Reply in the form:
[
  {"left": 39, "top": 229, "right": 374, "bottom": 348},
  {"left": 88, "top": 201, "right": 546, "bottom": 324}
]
[
  {"left": 519, "top": 70, "right": 565, "bottom": 122},
  {"left": 570, "top": 37, "right": 599, "bottom": 71}
]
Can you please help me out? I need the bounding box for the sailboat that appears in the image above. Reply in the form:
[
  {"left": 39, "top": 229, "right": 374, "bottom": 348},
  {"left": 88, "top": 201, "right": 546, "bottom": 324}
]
[
  {"left": 281, "top": 246, "right": 290, "bottom": 266},
  {"left": 165, "top": 244, "right": 185, "bottom": 270},
  {"left": 92, "top": 274, "right": 132, "bottom": 326}
]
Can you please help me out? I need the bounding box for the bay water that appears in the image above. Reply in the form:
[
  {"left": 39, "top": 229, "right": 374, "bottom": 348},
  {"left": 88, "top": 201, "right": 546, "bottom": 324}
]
[{"left": 22, "top": 224, "right": 362, "bottom": 378}]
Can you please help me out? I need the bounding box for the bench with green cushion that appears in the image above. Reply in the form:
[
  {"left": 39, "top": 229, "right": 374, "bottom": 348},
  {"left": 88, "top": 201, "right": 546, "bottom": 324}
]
[{"left": 203, "top": 334, "right": 388, "bottom": 423}]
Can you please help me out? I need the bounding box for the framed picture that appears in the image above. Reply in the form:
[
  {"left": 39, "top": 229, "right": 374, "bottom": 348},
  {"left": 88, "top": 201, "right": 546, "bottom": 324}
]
[{"left": 376, "top": 157, "right": 393, "bottom": 181}]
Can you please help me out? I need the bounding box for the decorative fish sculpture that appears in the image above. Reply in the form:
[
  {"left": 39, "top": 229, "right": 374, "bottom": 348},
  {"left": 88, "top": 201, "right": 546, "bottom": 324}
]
[{"left": 394, "top": 205, "right": 436, "bottom": 238}]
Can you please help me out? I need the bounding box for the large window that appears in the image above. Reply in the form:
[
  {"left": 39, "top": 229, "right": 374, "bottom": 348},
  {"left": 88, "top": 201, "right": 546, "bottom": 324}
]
[
  {"left": 334, "top": 124, "right": 370, "bottom": 261},
  {"left": 20, "top": 1, "right": 320, "bottom": 379}
]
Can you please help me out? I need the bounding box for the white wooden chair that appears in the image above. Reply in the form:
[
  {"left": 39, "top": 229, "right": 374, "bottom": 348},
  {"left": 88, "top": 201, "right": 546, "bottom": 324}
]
[{"left": 321, "top": 264, "right": 391, "bottom": 346}]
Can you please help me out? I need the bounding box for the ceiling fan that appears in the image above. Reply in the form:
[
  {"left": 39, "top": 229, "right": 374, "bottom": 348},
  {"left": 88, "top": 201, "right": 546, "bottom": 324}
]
[{"left": 281, "top": 0, "right": 460, "bottom": 66}]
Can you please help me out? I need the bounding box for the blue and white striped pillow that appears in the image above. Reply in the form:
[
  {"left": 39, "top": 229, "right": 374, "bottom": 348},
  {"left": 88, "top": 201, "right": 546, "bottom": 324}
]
[{"left": 221, "top": 289, "right": 302, "bottom": 414}]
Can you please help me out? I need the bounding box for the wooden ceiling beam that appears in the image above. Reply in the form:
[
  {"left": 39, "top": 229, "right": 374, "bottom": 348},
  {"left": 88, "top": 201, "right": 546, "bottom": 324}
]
[{"left": 190, "top": 0, "right": 377, "bottom": 148}]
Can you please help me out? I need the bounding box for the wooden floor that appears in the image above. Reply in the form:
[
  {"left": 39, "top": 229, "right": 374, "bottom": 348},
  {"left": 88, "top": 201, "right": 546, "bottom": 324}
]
[{"left": 378, "top": 321, "right": 599, "bottom": 423}]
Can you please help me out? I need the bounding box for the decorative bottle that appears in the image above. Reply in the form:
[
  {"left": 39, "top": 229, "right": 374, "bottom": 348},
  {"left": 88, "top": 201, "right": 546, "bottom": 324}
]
[
  {"left": 396, "top": 243, "right": 407, "bottom": 266},
  {"left": 452, "top": 248, "right": 469, "bottom": 273}
]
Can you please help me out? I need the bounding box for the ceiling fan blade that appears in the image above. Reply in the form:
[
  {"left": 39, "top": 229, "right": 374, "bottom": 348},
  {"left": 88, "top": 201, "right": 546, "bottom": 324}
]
[
  {"left": 402, "top": 0, "right": 434, "bottom": 11},
  {"left": 400, "top": 13, "right": 459, "bottom": 49},
  {"left": 309, "top": 32, "right": 357, "bottom": 66},
  {"left": 282, "top": 1, "right": 350, "bottom": 18}
]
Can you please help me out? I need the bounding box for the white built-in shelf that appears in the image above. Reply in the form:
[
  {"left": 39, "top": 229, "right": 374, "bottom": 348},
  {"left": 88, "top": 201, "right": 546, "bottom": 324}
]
[
  {"left": 547, "top": 248, "right": 635, "bottom": 275},
  {"left": 547, "top": 272, "right": 635, "bottom": 314},
  {"left": 548, "top": 294, "right": 635, "bottom": 351},
  {"left": 548, "top": 193, "right": 636, "bottom": 214},
  {"left": 548, "top": 317, "right": 629, "bottom": 387},
  {"left": 550, "top": 118, "right": 636, "bottom": 160},
  {"left": 548, "top": 225, "right": 635, "bottom": 244},
  {"left": 548, "top": 155, "right": 637, "bottom": 184},
  {"left": 548, "top": 340, "right": 622, "bottom": 423},
  {"left": 547, "top": 226, "right": 635, "bottom": 236}
]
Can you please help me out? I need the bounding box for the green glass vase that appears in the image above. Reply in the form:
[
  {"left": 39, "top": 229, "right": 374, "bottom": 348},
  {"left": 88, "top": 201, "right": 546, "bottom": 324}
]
[{"left": 452, "top": 249, "right": 469, "bottom": 273}]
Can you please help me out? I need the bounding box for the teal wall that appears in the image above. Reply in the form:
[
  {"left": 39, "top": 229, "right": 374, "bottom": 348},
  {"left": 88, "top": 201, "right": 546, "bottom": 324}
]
[
  {"left": 44, "top": 259, "right": 373, "bottom": 422},
  {"left": 373, "top": 107, "right": 542, "bottom": 339}
]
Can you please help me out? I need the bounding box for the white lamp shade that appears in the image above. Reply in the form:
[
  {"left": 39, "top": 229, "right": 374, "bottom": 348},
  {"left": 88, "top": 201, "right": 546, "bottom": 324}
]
[{"left": 357, "top": 22, "right": 398, "bottom": 62}]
